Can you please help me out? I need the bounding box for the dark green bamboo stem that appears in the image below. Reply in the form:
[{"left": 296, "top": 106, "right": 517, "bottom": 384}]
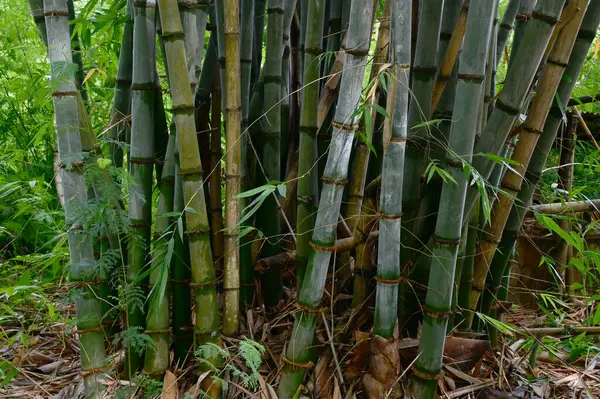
[
  {"left": 144, "top": 132, "right": 176, "bottom": 377},
  {"left": 373, "top": 0, "right": 411, "bottom": 339},
  {"left": 495, "top": 0, "right": 520, "bottom": 66},
  {"left": 412, "top": 2, "right": 496, "bottom": 397},
  {"left": 277, "top": 1, "right": 375, "bottom": 396},
  {"left": 42, "top": 0, "right": 107, "bottom": 395},
  {"left": 171, "top": 125, "right": 194, "bottom": 363},
  {"left": 109, "top": 1, "right": 133, "bottom": 169},
  {"left": 296, "top": 0, "right": 326, "bottom": 292},
  {"left": 240, "top": 0, "right": 255, "bottom": 307},
  {"left": 125, "top": 0, "right": 157, "bottom": 376},
  {"left": 157, "top": 0, "right": 220, "bottom": 365},
  {"left": 463, "top": 0, "right": 566, "bottom": 226},
  {"left": 251, "top": 0, "right": 266, "bottom": 91},
  {"left": 400, "top": 0, "right": 445, "bottom": 272}
]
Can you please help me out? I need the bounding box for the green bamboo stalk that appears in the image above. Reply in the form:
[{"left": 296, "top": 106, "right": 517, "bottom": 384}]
[
  {"left": 324, "top": 0, "right": 342, "bottom": 72},
  {"left": 179, "top": 0, "right": 199, "bottom": 89},
  {"left": 399, "top": 0, "right": 462, "bottom": 330},
  {"left": 171, "top": 125, "right": 194, "bottom": 362},
  {"left": 373, "top": 0, "right": 411, "bottom": 339},
  {"left": 470, "top": 0, "right": 588, "bottom": 321},
  {"left": 195, "top": 1, "right": 209, "bottom": 80},
  {"left": 29, "top": 0, "right": 47, "bottom": 46},
  {"left": 463, "top": 0, "right": 566, "bottom": 225},
  {"left": 509, "top": 0, "right": 536, "bottom": 67},
  {"left": 214, "top": 0, "right": 226, "bottom": 106},
  {"left": 240, "top": 0, "right": 255, "bottom": 306},
  {"left": 277, "top": 1, "right": 375, "bottom": 396},
  {"left": 412, "top": 2, "right": 496, "bottom": 397},
  {"left": 448, "top": 221, "right": 469, "bottom": 331},
  {"left": 252, "top": 0, "right": 266, "bottom": 91},
  {"left": 296, "top": 0, "right": 326, "bottom": 292},
  {"left": 478, "top": 1, "right": 600, "bottom": 321},
  {"left": 125, "top": 0, "right": 157, "bottom": 376},
  {"left": 222, "top": 0, "right": 242, "bottom": 336},
  {"left": 256, "top": 0, "right": 287, "bottom": 307},
  {"left": 144, "top": 132, "right": 176, "bottom": 377},
  {"left": 195, "top": 32, "right": 217, "bottom": 181},
  {"left": 456, "top": 201, "right": 479, "bottom": 331},
  {"left": 109, "top": 1, "right": 133, "bottom": 169},
  {"left": 157, "top": 0, "right": 220, "bottom": 361},
  {"left": 67, "top": 0, "right": 87, "bottom": 105},
  {"left": 400, "top": 0, "right": 445, "bottom": 272},
  {"left": 42, "top": 0, "right": 107, "bottom": 394},
  {"left": 495, "top": 0, "right": 520, "bottom": 66}
]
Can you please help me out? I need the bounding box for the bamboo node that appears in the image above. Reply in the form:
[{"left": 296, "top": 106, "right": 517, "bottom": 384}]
[
  {"left": 130, "top": 83, "right": 155, "bottom": 91},
  {"left": 43, "top": 10, "right": 70, "bottom": 17},
  {"left": 433, "top": 235, "right": 461, "bottom": 247},
  {"left": 578, "top": 29, "right": 597, "bottom": 41},
  {"left": 378, "top": 212, "right": 403, "bottom": 220},
  {"left": 178, "top": 0, "right": 198, "bottom": 9},
  {"left": 457, "top": 73, "right": 485, "bottom": 82},
  {"left": 171, "top": 279, "right": 191, "bottom": 284},
  {"left": 411, "top": 66, "right": 437, "bottom": 75},
  {"left": 374, "top": 276, "right": 404, "bottom": 285},
  {"left": 304, "top": 47, "right": 323, "bottom": 56},
  {"left": 423, "top": 305, "right": 453, "bottom": 320},
  {"left": 482, "top": 231, "right": 501, "bottom": 244},
  {"left": 515, "top": 13, "right": 532, "bottom": 21},
  {"left": 499, "top": 22, "right": 513, "bottom": 30},
  {"left": 145, "top": 328, "right": 172, "bottom": 335},
  {"left": 225, "top": 105, "right": 242, "bottom": 112},
  {"left": 281, "top": 355, "right": 315, "bottom": 370},
  {"left": 131, "top": 222, "right": 152, "bottom": 229},
  {"left": 171, "top": 105, "right": 195, "bottom": 115},
  {"left": 266, "top": 6, "right": 285, "bottom": 14},
  {"left": 81, "top": 367, "right": 106, "bottom": 377},
  {"left": 52, "top": 91, "right": 77, "bottom": 97},
  {"left": 129, "top": 157, "right": 155, "bottom": 165},
  {"left": 77, "top": 325, "right": 105, "bottom": 335},
  {"left": 178, "top": 167, "right": 203, "bottom": 177},
  {"left": 532, "top": 11, "right": 559, "bottom": 25},
  {"left": 309, "top": 241, "right": 338, "bottom": 252},
  {"left": 320, "top": 176, "right": 348, "bottom": 186},
  {"left": 495, "top": 99, "right": 520, "bottom": 115},
  {"left": 296, "top": 302, "right": 328, "bottom": 314},
  {"left": 547, "top": 59, "right": 569, "bottom": 68},
  {"left": 184, "top": 229, "right": 210, "bottom": 237},
  {"left": 160, "top": 31, "right": 185, "bottom": 41},
  {"left": 389, "top": 137, "right": 408, "bottom": 143},
  {"left": 189, "top": 281, "right": 217, "bottom": 289},
  {"left": 331, "top": 121, "right": 359, "bottom": 131},
  {"left": 413, "top": 368, "right": 444, "bottom": 381},
  {"left": 345, "top": 47, "right": 370, "bottom": 57}
]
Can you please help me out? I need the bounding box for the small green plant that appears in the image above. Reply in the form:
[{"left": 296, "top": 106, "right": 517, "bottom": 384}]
[{"left": 194, "top": 337, "right": 266, "bottom": 394}]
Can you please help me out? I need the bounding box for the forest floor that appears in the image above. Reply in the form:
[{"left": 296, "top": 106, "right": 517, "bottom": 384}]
[{"left": 2, "top": 286, "right": 600, "bottom": 399}]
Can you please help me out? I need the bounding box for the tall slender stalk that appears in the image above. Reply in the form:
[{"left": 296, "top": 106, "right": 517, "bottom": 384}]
[
  {"left": 144, "top": 134, "right": 176, "bottom": 377},
  {"left": 463, "top": 0, "right": 566, "bottom": 224},
  {"left": 29, "top": 0, "right": 47, "bottom": 46},
  {"left": 412, "top": 2, "right": 496, "bottom": 398},
  {"left": 373, "top": 0, "right": 411, "bottom": 339},
  {"left": 157, "top": 0, "right": 220, "bottom": 361},
  {"left": 478, "top": 0, "right": 600, "bottom": 320},
  {"left": 42, "top": 0, "right": 107, "bottom": 394},
  {"left": 400, "top": 0, "right": 445, "bottom": 272},
  {"left": 240, "top": 0, "right": 255, "bottom": 306},
  {"left": 495, "top": 0, "right": 520, "bottom": 66},
  {"left": 109, "top": 1, "right": 133, "bottom": 169},
  {"left": 223, "top": 0, "right": 242, "bottom": 336},
  {"left": 470, "top": 0, "right": 588, "bottom": 317},
  {"left": 296, "top": 0, "right": 327, "bottom": 291},
  {"left": 277, "top": 1, "right": 375, "bottom": 396},
  {"left": 257, "top": 0, "right": 286, "bottom": 307},
  {"left": 171, "top": 125, "right": 194, "bottom": 362},
  {"left": 125, "top": 0, "right": 157, "bottom": 376},
  {"left": 251, "top": 0, "right": 266, "bottom": 91},
  {"left": 509, "top": 0, "right": 536, "bottom": 66}
]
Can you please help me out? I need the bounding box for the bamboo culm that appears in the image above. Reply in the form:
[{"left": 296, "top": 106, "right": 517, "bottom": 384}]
[
  {"left": 277, "top": 1, "right": 375, "bottom": 396},
  {"left": 43, "top": 0, "right": 107, "bottom": 395},
  {"left": 412, "top": 2, "right": 496, "bottom": 398}
]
